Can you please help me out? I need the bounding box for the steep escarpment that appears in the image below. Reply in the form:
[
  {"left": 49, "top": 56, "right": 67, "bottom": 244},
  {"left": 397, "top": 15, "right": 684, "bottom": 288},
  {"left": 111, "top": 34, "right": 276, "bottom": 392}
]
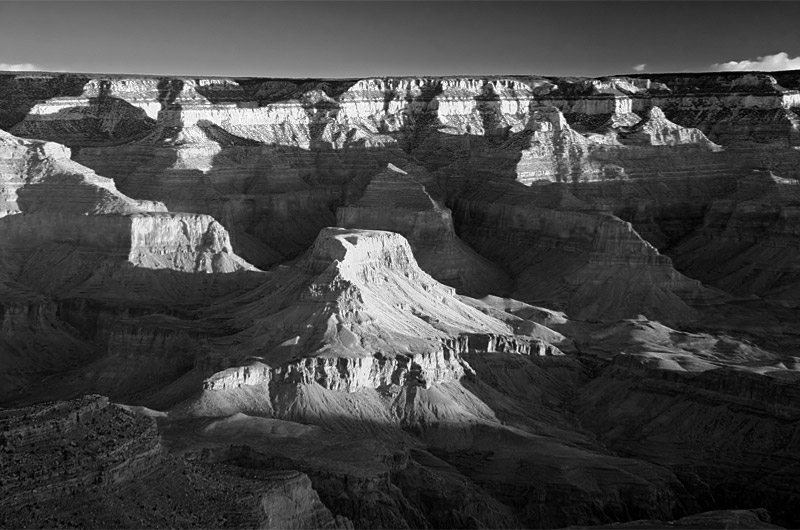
[
  {"left": 513, "top": 105, "right": 720, "bottom": 185},
  {"left": 4, "top": 72, "right": 797, "bottom": 308},
  {"left": 624, "top": 72, "right": 800, "bottom": 148},
  {"left": 9, "top": 78, "right": 157, "bottom": 147},
  {"left": 0, "top": 128, "right": 158, "bottom": 216},
  {"left": 70, "top": 89, "right": 402, "bottom": 267},
  {"left": 155, "top": 229, "right": 697, "bottom": 529}
]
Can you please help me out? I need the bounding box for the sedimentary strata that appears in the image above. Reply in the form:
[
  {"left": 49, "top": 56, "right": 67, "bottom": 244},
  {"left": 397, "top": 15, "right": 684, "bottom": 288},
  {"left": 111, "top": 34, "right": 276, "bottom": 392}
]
[{"left": 1, "top": 70, "right": 800, "bottom": 528}]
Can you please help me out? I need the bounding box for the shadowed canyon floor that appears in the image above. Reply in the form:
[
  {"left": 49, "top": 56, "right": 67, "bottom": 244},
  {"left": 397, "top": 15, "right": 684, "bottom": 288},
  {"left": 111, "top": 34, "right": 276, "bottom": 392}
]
[{"left": 1, "top": 71, "right": 799, "bottom": 529}]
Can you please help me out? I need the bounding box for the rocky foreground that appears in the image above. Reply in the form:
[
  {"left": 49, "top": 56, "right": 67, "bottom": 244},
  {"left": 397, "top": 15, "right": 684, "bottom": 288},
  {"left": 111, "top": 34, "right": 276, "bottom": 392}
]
[{"left": 0, "top": 71, "right": 799, "bottom": 528}]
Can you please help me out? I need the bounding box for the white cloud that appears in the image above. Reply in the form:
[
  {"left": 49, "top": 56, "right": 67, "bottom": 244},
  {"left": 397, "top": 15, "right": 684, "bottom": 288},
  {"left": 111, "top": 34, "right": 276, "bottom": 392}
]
[
  {"left": 0, "top": 63, "right": 40, "bottom": 72},
  {"left": 632, "top": 63, "right": 647, "bottom": 72},
  {"left": 710, "top": 52, "right": 800, "bottom": 72}
]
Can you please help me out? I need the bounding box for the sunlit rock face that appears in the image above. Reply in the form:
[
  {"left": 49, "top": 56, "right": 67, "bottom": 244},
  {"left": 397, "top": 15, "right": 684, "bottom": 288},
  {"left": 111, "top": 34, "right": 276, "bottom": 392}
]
[
  {"left": 513, "top": 106, "right": 599, "bottom": 184},
  {"left": 0, "top": 128, "right": 159, "bottom": 216},
  {"left": 0, "top": 129, "right": 253, "bottom": 280},
  {"left": 198, "top": 226, "right": 530, "bottom": 377},
  {"left": 626, "top": 72, "right": 800, "bottom": 147},
  {"left": 2, "top": 70, "right": 800, "bottom": 529}
]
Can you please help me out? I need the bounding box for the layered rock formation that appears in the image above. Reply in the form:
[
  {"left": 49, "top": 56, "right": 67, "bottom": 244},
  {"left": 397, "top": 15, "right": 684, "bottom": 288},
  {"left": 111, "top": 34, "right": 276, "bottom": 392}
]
[
  {"left": 671, "top": 170, "right": 800, "bottom": 306},
  {"left": 0, "top": 396, "right": 351, "bottom": 529},
  {"left": 336, "top": 162, "right": 511, "bottom": 295},
  {"left": 574, "top": 338, "right": 800, "bottom": 525},
  {"left": 2, "top": 70, "right": 800, "bottom": 528},
  {"left": 0, "top": 128, "right": 259, "bottom": 404},
  {"left": 181, "top": 226, "right": 547, "bottom": 415},
  {"left": 0, "top": 395, "right": 163, "bottom": 522},
  {"left": 452, "top": 181, "right": 712, "bottom": 323}
]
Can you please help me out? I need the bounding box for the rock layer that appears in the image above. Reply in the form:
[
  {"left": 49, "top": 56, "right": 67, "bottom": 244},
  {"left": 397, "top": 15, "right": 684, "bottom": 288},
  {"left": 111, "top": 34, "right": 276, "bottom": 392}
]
[
  {"left": 336, "top": 163, "right": 511, "bottom": 295},
  {"left": 3, "top": 70, "right": 800, "bottom": 529}
]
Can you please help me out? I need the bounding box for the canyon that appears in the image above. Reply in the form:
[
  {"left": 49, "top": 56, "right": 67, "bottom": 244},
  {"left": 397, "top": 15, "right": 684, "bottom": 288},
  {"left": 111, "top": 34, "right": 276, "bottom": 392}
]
[{"left": 0, "top": 70, "right": 799, "bottom": 528}]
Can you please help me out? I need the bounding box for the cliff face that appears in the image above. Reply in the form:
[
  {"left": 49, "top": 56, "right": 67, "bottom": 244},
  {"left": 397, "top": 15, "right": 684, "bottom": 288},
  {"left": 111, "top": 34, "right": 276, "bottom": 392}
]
[
  {"left": 336, "top": 163, "right": 512, "bottom": 295},
  {"left": 190, "top": 226, "right": 541, "bottom": 398},
  {"left": 3, "top": 72, "right": 796, "bottom": 314},
  {"left": 452, "top": 182, "right": 710, "bottom": 323},
  {"left": 0, "top": 127, "right": 259, "bottom": 405},
  {"left": 2, "top": 70, "right": 800, "bottom": 528}
]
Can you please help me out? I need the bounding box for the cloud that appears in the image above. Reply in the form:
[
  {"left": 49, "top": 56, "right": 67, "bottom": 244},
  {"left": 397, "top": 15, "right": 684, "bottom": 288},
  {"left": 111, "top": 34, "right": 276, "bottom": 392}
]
[
  {"left": 632, "top": 63, "right": 647, "bottom": 72},
  {"left": 710, "top": 52, "right": 800, "bottom": 72},
  {"left": 0, "top": 63, "right": 40, "bottom": 72}
]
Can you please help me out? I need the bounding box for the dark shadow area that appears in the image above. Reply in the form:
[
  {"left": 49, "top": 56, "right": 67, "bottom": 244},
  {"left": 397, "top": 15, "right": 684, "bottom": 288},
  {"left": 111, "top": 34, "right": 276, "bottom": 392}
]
[
  {"left": 0, "top": 255, "right": 265, "bottom": 408},
  {"left": 6, "top": 76, "right": 157, "bottom": 148},
  {"left": 0, "top": 73, "right": 92, "bottom": 130},
  {"left": 162, "top": 402, "right": 701, "bottom": 529},
  {"left": 194, "top": 77, "right": 361, "bottom": 106},
  {"left": 571, "top": 357, "right": 800, "bottom": 528},
  {"left": 401, "top": 79, "right": 443, "bottom": 152},
  {"left": 156, "top": 78, "right": 184, "bottom": 110},
  {"left": 476, "top": 81, "right": 505, "bottom": 140},
  {"left": 299, "top": 93, "right": 340, "bottom": 147}
]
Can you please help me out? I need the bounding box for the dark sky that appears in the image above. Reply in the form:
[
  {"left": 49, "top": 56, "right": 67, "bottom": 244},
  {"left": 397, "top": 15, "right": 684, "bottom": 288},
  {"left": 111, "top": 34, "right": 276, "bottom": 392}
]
[{"left": 0, "top": 1, "right": 798, "bottom": 78}]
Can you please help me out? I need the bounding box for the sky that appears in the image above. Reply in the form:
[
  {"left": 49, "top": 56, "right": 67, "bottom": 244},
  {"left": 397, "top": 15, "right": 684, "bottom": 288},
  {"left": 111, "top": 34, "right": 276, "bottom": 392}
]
[{"left": 0, "top": 0, "right": 799, "bottom": 78}]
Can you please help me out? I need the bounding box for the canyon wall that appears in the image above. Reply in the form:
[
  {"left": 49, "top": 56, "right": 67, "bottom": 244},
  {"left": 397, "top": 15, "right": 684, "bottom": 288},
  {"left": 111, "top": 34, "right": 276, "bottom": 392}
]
[{"left": 2, "top": 70, "right": 800, "bottom": 528}]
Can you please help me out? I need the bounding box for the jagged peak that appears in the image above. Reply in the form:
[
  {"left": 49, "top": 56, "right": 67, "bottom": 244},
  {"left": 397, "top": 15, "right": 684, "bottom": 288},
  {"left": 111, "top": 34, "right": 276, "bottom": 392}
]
[{"left": 625, "top": 105, "right": 721, "bottom": 149}]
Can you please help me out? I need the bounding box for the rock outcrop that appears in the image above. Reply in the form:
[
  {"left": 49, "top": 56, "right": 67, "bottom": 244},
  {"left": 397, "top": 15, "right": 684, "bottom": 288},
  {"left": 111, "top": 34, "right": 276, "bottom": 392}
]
[
  {"left": 185, "top": 227, "right": 550, "bottom": 411},
  {"left": 0, "top": 128, "right": 159, "bottom": 216},
  {"left": 0, "top": 395, "right": 163, "bottom": 516},
  {"left": 514, "top": 106, "right": 598, "bottom": 184},
  {"left": 0, "top": 128, "right": 260, "bottom": 405},
  {"left": 0, "top": 396, "right": 352, "bottom": 529},
  {"left": 621, "top": 106, "right": 720, "bottom": 148}
]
